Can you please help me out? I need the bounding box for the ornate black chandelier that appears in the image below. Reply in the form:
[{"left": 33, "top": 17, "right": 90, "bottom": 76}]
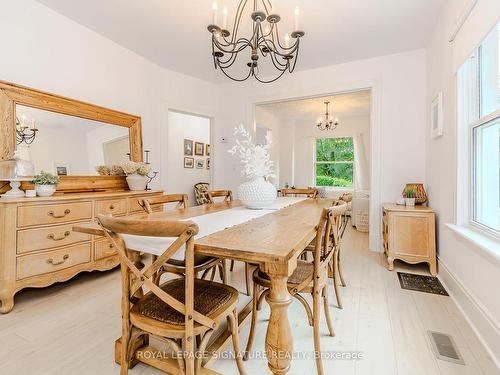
[
  {"left": 317, "top": 101, "right": 339, "bottom": 131},
  {"left": 207, "top": 0, "right": 305, "bottom": 83}
]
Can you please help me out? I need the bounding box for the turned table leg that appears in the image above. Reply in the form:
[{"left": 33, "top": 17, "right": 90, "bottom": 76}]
[{"left": 265, "top": 274, "right": 293, "bottom": 375}]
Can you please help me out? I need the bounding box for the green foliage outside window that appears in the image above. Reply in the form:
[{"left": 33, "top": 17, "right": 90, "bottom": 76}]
[{"left": 315, "top": 138, "right": 354, "bottom": 187}]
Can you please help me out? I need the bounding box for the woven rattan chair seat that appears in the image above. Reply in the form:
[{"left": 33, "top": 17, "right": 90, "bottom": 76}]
[
  {"left": 166, "top": 255, "right": 217, "bottom": 267},
  {"left": 255, "top": 260, "right": 314, "bottom": 286},
  {"left": 133, "top": 278, "right": 235, "bottom": 325}
]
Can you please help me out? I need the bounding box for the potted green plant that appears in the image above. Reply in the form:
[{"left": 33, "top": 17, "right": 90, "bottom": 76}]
[
  {"left": 403, "top": 186, "right": 417, "bottom": 207},
  {"left": 32, "top": 171, "right": 60, "bottom": 197},
  {"left": 122, "top": 161, "right": 151, "bottom": 191}
]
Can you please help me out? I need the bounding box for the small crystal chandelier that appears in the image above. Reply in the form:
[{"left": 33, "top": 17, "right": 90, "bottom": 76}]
[
  {"left": 317, "top": 101, "right": 339, "bottom": 131},
  {"left": 207, "top": 0, "right": 305, "bottom": 83}
]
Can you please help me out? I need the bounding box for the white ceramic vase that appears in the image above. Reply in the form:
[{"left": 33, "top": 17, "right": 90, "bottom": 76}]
[
  {"left": 126, "top": 173, "right": 148, "bottom": 191},
  {"left": 238, "top": 177, "right": 277, "bottom": 209},
  {"left": 35, "top": 184, "right": 57, "bottom": 197}
]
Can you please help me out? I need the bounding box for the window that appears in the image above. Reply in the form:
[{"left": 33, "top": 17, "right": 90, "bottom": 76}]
[
  {"left": 459, "top": 22, "right": 500, "bottom": 235},
  {"left": 479, "top": 23, "right": 500, "bottom": 117},
  {"left": 473, "top": 115, "right": 499, "bottom": 231},
  {"left": 315, "top": 137, "right": 354, "bottom": 187}
]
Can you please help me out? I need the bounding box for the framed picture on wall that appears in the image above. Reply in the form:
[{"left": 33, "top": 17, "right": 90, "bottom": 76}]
[
  {"left": 184, "top": 157, "right": 194, "bottom": 168},
  {"left": 195, "top": 142, "right": 204, "bottom": 156},
  {"left": 184, "top": 139, "right": 193, "bottom": 156},
  {"left": 206, "top": 158, "right": 210, "bottom": 170},
  {"left": 195, "top": 158, "right": 204, "bottom": 169},
  {"left": 431, "top": 92, "right": 443, "bottom": 138},
  {"left": 206, "top": 144, "right": 210, "bottom": 156},
  {"left": 54, "top": 164, "right": 69, "bottom": 176}
]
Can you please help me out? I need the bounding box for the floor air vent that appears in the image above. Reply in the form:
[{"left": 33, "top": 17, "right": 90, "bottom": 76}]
[{"left": 428, "top": 331, "right": 465, "bottom": 365}]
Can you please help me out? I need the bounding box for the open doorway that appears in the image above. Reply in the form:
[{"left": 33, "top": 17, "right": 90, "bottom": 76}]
[
  {"left": 165, "top": 110, "right": 212, "bottom": 206},
  {"left": 254, "top": 90, "right": 372, "bottom": 233}
]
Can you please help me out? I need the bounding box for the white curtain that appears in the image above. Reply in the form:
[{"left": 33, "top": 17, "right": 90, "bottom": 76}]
[{"left": 353, "top": 133, "right": 370, "bottom": 191}]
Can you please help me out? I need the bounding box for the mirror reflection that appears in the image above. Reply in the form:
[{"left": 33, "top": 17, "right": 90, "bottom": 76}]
[{"left": 15, "top": 105, "right": 130, "bottom": 176}]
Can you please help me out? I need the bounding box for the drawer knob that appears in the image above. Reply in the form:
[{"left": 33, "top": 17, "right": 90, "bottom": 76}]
[
  {"left": 48, "top": 209, "right": 71, "bottom": 218},
  {"left": 109, "top": 243, "right": 114, "bottom": 249},
  {"left": 109, "top": 205, "right": 115, "bottom": 210},
  {"left": 47, "top": 231, "right": 71, "bottom": 241},
  {"left": 47, "top": 254, "right": 69, "bottom": 266}
]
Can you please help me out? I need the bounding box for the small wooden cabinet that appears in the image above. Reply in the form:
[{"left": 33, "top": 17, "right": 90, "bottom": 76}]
[
  {"left": 382, "top": 204, "right": 437, "bottom": 276},
  {"left": 0, "top": 190, "right": 163, "bottom": 313}
]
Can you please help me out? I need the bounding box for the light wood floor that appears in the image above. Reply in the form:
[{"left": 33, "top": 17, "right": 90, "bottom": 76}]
[{"left": 0, "top": 226, "right": 497, "bottom": 375}]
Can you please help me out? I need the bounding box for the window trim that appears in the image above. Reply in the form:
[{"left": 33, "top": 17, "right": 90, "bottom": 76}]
[{"left": 313, "top": 137, "right": 355, "bottom": 188}]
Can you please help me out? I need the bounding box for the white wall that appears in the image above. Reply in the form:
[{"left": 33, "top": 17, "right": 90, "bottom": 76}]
[
  {"left": 425, "top": 0, "right": 500, "bottom": 364},
  {"left": 166, "top": 111, "right": 210, "bottom": 205},
  {"left": 0, "top": 0, "right": 219, "bottom": 191},
  {"left": 216, "top": 49, "right": 427, "bottom": 250},
  {"left": 254, "top": 106, "right": 281, "bottom": 187}
]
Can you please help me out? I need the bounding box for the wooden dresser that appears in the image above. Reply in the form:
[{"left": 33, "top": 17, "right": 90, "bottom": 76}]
[
  {"left": 0, "top": 190, "right": 163, "bottom": 313},
  {"left": 382, "top": 204, "right": 437, "bottom": 276}
]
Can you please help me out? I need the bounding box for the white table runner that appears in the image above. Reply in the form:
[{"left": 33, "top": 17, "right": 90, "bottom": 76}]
[{"left": 123, "top": 197, "right": 307, "bottom": 260}]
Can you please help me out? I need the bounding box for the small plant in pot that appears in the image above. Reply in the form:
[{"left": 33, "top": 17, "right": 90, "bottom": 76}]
[
  {"left": 403, "top": 186, "right": 417, "bottom": 207},
  {"left": 122, "top": 161, "right": 151, "bottom": 191},
  {"left": 32, "top": 171, "right": 60, "bottom": 197}
]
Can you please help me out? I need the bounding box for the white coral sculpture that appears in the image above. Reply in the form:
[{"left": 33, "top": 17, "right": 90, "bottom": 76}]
[{"left": 228, "top": 124, "right": 275, "bottom": 180}]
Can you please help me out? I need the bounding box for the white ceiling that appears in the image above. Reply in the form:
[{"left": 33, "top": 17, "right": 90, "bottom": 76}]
[
  {"left": 258, "top": 90, "right": 371, "bottom": 121},
  {"left": 35, "top": 0, "right": 445, "bottom": 83}
]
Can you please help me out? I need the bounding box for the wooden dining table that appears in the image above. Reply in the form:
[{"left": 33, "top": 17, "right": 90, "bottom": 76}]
[{"left": 74, "top": 198, "right": 332, "bottom": 375}]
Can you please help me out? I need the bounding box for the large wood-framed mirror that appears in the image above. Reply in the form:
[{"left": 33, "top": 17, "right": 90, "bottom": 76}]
[{"left": 0, "top": 81, "right": 143, "bottom": 192}]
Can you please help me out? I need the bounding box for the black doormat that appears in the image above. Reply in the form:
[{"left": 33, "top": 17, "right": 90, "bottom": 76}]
[{"left": 397, "top": 272, "right": 449, "bottom": 296}]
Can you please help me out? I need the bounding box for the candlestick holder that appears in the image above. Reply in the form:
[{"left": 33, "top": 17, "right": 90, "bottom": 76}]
[{"left": 146, "top": 171, "right": 158, "bottom": 190}]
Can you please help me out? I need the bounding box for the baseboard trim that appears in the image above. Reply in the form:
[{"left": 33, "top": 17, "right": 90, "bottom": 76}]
[
  {"left": 437, "top": 258, "right": 500, "bottom": 369},
  {"left": 369, "top": 232, "right": 382, "bottom": 252}
]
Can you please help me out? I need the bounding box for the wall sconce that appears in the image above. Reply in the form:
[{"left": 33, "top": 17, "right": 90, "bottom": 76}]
[{"left": 16, "top": 115, "right": 38, "bottom": 145}]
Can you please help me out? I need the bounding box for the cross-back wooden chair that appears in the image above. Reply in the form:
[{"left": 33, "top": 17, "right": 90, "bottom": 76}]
[
  {"left": 207, "top": 190, "right": 233, "bottom": 204},
  {"left": 302, "top": 200, "right": 348, "bottom": 308},
  {"left": 244, "top": 204, "right": 345, "bottom": 375},
  {"left": 140, "top": 194, "right": 188, "bottom": 213},
  {"left": 328, "top": 201, "right": 347, "bottom": 308},
  {"left": 139, "top": 195, "right": 226, "bottom": 285},
  {"left": 206, "top": 189, "right": 253, "bottom": 296},
  {"left": 97, "top": 214, "right": 245, "bottom": 375},
  {"left": 280, "top": 188, "right": 319, "bottom": 198},
  {"left": 338, "top": 192, "right": 352, "bottom": 225}
]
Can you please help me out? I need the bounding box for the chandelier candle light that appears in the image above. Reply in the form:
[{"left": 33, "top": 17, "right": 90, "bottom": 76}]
[
  {"left": 229, "top": 124, "right": 277, "bottom": 209},
  {"left": 317, "top": 101, "right": 339, "bottom": 131},
  {"left": 16, "top": 115, "right": 38, "bottom": 145},
  {"left": 208, "top": 0, "right": 305, "bottom": 83}
]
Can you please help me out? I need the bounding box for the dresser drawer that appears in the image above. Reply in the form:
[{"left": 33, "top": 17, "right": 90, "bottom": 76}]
[
  {"left": 17, "top": 223, "right": 92, "bottom": 254},
  {"left": 94, "top": 239, "right": 118, "bottom": 260},
  {"left": 18, "top": 202, "right": 92, "bottom": 227},
  {"left": 95, "top": 198, "right": 127, "bottom": 216},
  {"left": 16, "top": 243, "right": 91, "bottom": 280}
]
